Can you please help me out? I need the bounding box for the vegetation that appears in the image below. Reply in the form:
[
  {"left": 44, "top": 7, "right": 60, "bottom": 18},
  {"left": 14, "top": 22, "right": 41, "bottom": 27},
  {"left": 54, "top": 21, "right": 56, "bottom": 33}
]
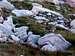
[
  {"left": 0, "top": 43, "right": 74, "bottom": 56},
  {"left": 40, "top": 1, "right": 75, "bottom": 18},
  {"left": 56, "top": 30, "right": 75, "bottom": 43},
  {"left": 13, "top": 16, "right": 75, "bottom": 42},
  {"left": 13, "top": 16, "right": 49, "bottom": 36},
  {"left": 11, "top": 2, "right": 32, "bottom": 10}
]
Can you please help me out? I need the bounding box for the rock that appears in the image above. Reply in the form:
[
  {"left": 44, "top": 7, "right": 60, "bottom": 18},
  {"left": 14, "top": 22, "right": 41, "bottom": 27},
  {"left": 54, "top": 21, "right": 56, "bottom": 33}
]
[
  {"left": 56, "top": 24, "right": 69, "bottom": 30},
  {"left": 27, "top": 31, "right": 40, "bottom": 48},
  {"left": 31, "top": 3, "right": 43, "bottom": 15},
  {"left": 10, "top": 35, "right": 20, "bottom": 42},
  {"left": 34, "top": 16, "right": 49, "bottom": 21},
  {"left": 38, "top": 33, "right": 71, "bottom": 51},
  {"left": 15, "top": 26, "right": 28, "bottom": 41},
  {"left": 0, "top": 16, "right": 4, "bottom": 23},
  {"left": 0, "top": 16, "right": 14, "bottom": 36},
  {"left": 3, "top": 16, "right": 15, "bottom": 31},
  {"left": 0, "top": 30, "right": 7, "bottom": 42},
  {"left": 0, "top": 0, "right": 15, "bottom": 10},
  {"left": 27, "top": 31, "right": 40, "bottom": 43},
  {"left": 70, "top": 19, "right": 75, "bottom": 29},
  {"left": 32, "top": 3, "right": 42, "bottom": 8},
  {"left": 0, "top": 24, "right": 14, "bottom": 36},
  {"left": 7, "top": 35, "right": 20, "bottom": 43},
  {"left": 12, "top": 9, "right": 34, "bottom": 17},
  {"left": 31, "top": 4, "right": 63, "bottom": 17},
  {"left": 69, "top": 19, "right": 75, "bottom": 33},
  {"left": 33, "top": 16, "right": 49, "bottom": 23},
  {"left": 48, "top": 22, "right": 69, "bottom": 30},
  {"left": 57, "top": 16, "right": 64, "bottom": 25},
  {"left": 41, "top": 44, "right": 57, "bottom": 51}
]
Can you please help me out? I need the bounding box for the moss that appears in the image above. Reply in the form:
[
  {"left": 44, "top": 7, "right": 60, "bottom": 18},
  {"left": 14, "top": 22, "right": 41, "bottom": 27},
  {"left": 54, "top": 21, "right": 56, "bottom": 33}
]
[
  {"left": 41, "top": 2, "right": 57, "bottom": 11},
  {"left": 56, "top": 30, "right": 75, "bottom": 42},
  {"left": 13, "top": 16, "right": 48, "bottom": 36},
  {"left": 11, "top": 2, "right": 32, "bottom": 10}
]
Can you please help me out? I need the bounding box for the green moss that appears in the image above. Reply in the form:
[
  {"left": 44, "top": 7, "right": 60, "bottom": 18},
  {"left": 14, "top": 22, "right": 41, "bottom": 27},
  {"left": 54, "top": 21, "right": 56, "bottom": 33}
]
[
  {"left": 11, "top": 2, "right": 32, "bottom": 10},
  {"left": 13, "top": 17, "right": 48, "bottom": 36},
  {"left": 56, "top": 30, "right": 75, "bottom": 42}
]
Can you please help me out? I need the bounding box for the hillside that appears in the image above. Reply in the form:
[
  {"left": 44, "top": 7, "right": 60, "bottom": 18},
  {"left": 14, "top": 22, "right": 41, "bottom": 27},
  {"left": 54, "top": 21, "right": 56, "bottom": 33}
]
[{"left": 0, "top": 1, "right": 75, "bottom": 56}]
